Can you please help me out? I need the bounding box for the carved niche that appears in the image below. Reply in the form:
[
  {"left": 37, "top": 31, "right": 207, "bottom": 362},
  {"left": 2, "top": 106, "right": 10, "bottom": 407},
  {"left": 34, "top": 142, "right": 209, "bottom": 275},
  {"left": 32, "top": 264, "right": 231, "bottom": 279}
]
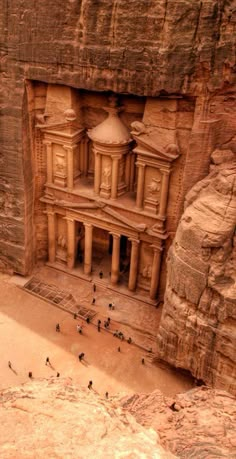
[{"left": 131, "top": 121, "right": 180, "bottom": 217}]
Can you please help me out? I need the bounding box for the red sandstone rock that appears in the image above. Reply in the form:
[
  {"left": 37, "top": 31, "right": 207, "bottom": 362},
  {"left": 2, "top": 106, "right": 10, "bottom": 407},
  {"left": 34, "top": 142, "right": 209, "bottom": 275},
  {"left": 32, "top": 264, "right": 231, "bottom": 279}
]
[
  {"left": 0, "top": 378, "right": 175, "bottom": 459},
  {"left": 156, "top": 148, "right": 236, "bottom": 394},
  {"left": 120, "top": 386, "right": 236, "bottom": 458}
]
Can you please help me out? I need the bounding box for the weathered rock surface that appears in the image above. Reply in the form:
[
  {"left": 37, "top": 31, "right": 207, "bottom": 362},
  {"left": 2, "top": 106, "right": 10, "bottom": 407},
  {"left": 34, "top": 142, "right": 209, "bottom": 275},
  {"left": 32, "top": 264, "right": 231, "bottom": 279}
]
[
  {"left": 1, "top": 378, "right": 235, "bottom": 459},
  {"left": 0, "top": 0, "right": 236, "bottom": 275},
  {"left": 156, "top": 150, "right": 236, "bottom": 394},
  {"left": 0, "top": 378, "right": 173, "bottom": 459},
  {"left": 120, "top": 386, "right": 236, "bottom": 458}
]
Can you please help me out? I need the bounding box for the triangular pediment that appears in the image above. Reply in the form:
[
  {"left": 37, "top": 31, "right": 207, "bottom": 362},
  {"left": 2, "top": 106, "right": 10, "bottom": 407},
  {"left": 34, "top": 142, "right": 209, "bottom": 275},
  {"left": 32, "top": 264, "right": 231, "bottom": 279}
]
[{"left": 131, "top": 123, "right": 180, "bottom": 162}]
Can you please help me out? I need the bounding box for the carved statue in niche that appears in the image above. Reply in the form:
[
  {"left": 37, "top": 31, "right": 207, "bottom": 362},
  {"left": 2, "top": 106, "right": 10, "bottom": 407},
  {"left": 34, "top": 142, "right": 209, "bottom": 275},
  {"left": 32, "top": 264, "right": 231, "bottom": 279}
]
[
  {"left": 147, "top": 178, "right": 160, "bottom": 197},
  {"left": 102, "top": 166, "right": 111, "bottom": 186},
  {"left": 55, "top": 155, "right": 66, "bottom": 174},
  {"left": 57, "top": 234, "right": 67, "bottom": 249},
  {"left": 142, "top": 265, "right": 152, "bottom": 279}
]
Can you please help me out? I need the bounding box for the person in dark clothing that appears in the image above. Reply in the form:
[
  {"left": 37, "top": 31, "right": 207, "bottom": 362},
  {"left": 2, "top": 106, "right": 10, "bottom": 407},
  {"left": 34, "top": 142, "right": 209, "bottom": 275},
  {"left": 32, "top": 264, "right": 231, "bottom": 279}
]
[
  {"left": 99, "top": 271, "right": 103, "bottom": 279},
  {"left": 45, "top": 357, "right": 50, "bottom": 365},
  {"left": 28, "top": 371, "right": 32, "bottom": 378},
  {"left": 97, "top": 319, "right": 101, "bottom": 332},
  {"left": 127, "top": 337, "right": 132, "bottom": 344},
  {"left": 93, "top": 284, "right": 96, "bottom": 292},
  {"left": 57, "top": 372, "right": 60, "bottom": 377},
  {"left": 56, "top": 323, "right": 60, "bottom": 332},
  {"left": 8, "top": 361, "right": 12, "bottom": 369},
  {"left": 105, "top": 391, "right": 109, "bottom": 399},
  {"left": 88, "top": 380, "right": 93, "bottom": 389},
  {"left": 92, "top": 298, "right": 96, "bottom": 304},
  {"left": 141, "top": 358, "right": 145, "bottom": 365},
  {"left": 79, "top": 353, "right": 85, "bottom": 361}
]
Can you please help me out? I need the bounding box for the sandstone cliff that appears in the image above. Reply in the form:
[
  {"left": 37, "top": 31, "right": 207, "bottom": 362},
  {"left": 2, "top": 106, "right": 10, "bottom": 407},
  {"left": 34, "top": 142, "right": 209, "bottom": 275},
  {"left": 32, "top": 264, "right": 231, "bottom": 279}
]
[
  {"left": 120, "top": 385, "right": 236, "bottom": 458},
  {"left": 0, "top": 0, "right": 236, "bottom": 274},
  {"left": 156, "top": 149, "right": 236, "bottom": 394},
  {"left": 0, "top": 378, "right": 173, "bottom": 459},
  {"left": 1, "top": 378, "right": 235, "bottom": 458}
]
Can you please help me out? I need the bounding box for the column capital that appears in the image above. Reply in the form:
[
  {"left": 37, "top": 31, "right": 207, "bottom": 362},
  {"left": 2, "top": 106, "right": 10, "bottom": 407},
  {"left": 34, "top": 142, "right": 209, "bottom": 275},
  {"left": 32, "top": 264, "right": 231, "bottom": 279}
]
[
  {"left": 160, "top": 168, "right": 171, "bottom": 175},
  {"left": 109, "top": 232, "right": 121, "bottom": 240},
  {"left": 151, "top": 244, "right": 163, "bottom": 253},
  {"left": 135, "top": 161, "right": 145, "bottom": 168},
  {"left": 64, "top": 216, "right": 75, "bottom": 223},
  {"left": 111, "top": 154, "right": 122, "bottom": 160},
  {"left": 128, "top": 238, "right": 140, "bottom": 245},
  {"left": 43, "top": 140, "right": 52, "bottom": 146},
  {"left": 46, "top": 211, "right": 55, "bottom": 217},
  {"left": 84, "top": 222, "right": 93, "bottom": 229}
]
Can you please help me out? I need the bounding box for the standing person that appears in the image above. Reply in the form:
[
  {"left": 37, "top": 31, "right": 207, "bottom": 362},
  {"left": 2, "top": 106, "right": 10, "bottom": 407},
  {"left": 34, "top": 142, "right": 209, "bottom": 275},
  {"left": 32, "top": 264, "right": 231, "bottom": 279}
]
[
  {"left": 97, "top": 319, "right": 101, "bottom": 332},
  {"left": 79, "top": 353, "right": 84, "bottom": 361},
  {"left": 77, "top": 324, "right": 83, "bottom": 334},
  {"left": 56, "top": 323, "right": 60, "bottom": 332},
  {"left": 8, "top": 361, "right": 12, "bottom": 369},
  {"left": 45, "top": 357, "right": 50, "bottom": 366},
  {"left": 93, "top": 283, "right": 96, "bottom": 292},
  {"left": 88, "top": 380, "right": 93, "bottom": 389}
]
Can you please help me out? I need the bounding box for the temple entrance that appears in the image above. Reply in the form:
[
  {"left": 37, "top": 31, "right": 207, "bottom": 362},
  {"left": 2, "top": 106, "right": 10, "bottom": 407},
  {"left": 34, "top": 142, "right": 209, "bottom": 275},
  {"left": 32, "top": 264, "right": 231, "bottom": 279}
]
[{"left": 92, "top": 227, "right": 111, "bottom": 280}]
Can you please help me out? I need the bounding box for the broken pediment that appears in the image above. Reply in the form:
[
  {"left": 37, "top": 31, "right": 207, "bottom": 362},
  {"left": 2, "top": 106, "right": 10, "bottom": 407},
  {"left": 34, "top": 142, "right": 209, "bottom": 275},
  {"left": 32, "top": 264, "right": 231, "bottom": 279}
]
[{"left": 131, "top": 121, "right": 180, "bottom": 162}]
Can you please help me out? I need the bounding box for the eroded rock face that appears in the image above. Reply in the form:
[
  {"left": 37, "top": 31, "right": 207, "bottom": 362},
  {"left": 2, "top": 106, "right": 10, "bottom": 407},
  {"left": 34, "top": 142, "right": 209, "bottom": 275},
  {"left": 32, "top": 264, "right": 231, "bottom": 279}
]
[
  {"left": 0, "top": 1, "right": 236, "bottom": 275},
  {"left": 0, "top": 378, "right": 174, "bottom": 459},
  {"left": 156, "top": 151, "right": 236, "bottom": 394},
  {"left": 120, "top": 386, "right": 236, "bottom": 458}
]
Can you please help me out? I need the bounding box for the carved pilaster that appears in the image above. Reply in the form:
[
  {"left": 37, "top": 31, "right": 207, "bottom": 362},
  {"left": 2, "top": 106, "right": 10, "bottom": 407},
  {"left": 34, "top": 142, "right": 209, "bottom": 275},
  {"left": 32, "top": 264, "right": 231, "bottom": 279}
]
[
  {"left": 128, "top": 239, "right": 140, "bottom": 291},
  {"left": 111, "top": 155, "right": 120, "bottom": 199},
  {"left": 66, "top": 146, "right": 74, "bottom": 189},
  {"left": 158, "top": 170, "right": 171, "bottom": 219},
  {"left": 94, "top": 151, "right": 101, "bottom": 195},
  {"left": 136, "top": 163, "right": 145, "bottom": 209},
  {"left": 66, "top": 217, "right": 76, "bottom": 269},
  {"left": 110, "top": 233, "right": 121, "bottom": 285},
  {"left": 47, "top": 211, "right": 56, "bottom": 263},
  {"left": 150, "top": 245, "right": 163, "bottom": 300},
  {"left": 84, "top": 223, "right": 93, "bottom": 275}
]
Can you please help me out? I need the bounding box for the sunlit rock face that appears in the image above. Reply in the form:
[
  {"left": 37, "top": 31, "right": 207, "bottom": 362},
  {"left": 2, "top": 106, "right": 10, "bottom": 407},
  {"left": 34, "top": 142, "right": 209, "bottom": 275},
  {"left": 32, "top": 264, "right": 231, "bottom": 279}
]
[
  {"left": 156, "top": 151, "right": 236, "bottom": 395},
  {"left": 0, "top": 378, "right": 175, "bottom": 459},
  {"left": 120, "top": 386, "right": 236, "bottom": 458},
  {"left": 1, "top": 1, "right": 236, "bottom": 275}
]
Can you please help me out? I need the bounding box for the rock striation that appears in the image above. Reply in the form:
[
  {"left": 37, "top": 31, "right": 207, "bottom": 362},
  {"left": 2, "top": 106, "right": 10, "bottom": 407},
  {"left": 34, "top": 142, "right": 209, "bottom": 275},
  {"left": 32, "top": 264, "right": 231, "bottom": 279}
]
[
  {"left": 1, "top": 377, "right": 235, "bottom": 459},
  {"left": 0, "top": 378, "right": 174, "bottom": 459},
  {"left": 156, "top": 149, "right": 236, "bottom": 394},
  {"left": 120, "top": 386, "right": 236, "bottom": 458}
]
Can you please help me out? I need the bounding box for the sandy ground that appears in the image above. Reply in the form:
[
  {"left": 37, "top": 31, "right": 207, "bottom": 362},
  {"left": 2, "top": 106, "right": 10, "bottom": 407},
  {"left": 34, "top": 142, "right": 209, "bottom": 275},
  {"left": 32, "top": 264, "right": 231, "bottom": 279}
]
[{"left": 0, "top": 272, "right": 193, "bottom": 398}]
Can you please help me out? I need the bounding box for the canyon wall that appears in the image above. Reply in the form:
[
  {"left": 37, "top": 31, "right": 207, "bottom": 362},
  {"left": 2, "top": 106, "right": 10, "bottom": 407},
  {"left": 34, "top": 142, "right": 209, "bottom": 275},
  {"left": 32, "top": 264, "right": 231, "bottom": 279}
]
[
  {"left": 156, "top": 147, "right": 236, "bottom": 394},
  {"left": 0, "top": 0, "right": 236, "bottom": 274}
]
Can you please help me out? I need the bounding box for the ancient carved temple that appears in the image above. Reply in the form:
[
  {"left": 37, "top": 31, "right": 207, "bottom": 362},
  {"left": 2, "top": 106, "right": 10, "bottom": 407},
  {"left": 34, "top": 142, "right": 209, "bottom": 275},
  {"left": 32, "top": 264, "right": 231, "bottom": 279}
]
[{"left": 34, "top": 84, "right": 181, "bottom": 301}]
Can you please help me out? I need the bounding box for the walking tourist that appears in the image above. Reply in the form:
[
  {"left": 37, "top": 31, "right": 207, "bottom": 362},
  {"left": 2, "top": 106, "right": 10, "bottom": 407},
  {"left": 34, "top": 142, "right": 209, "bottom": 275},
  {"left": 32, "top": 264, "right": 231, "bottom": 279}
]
[{"left": 88, "top": 380, "right": 93, "bottom": 389}]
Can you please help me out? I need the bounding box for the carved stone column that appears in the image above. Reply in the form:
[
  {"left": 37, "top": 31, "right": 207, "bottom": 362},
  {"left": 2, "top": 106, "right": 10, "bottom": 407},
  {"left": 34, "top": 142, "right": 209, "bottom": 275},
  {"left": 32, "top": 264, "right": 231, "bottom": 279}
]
[
  {"left": 128, "top": 239, "right": 140, "bottom": 291},
  {"left": 66, "top": 218, "right": 76, "bottom": 269},
  {"left": 136, "top": 164, "right": 145, "bottom": 209},
  {"left": 111, "top": 155, "right": 120, "bottom": 199},
  {"left": 84, "top": 223, "right": 93, "bottom": 275},
  {"left": 66, "top": 146, "right": 74, "bottom": 189},
  {"left": 150, "top": 246, "right": 162, "bottom": 300},
  {"left": 130, "top": 153, "right": 136, "bottom": 191},
  {"left": 94, "top": 151, "right": 101, "bottom": 195},
  {"left": 44, "top": 141, "right": 53, "bottom": 184},
  {"left": 111, "top": 233, "right": 121, "bottom": 285},
  {"left": 158, "top": 170, "right": 170, "bottom": 218},
  {"left": 125, "top": 153, "right": 131, "bottom": 190},
  {"left": 47, "top": 211, "right": 56, "bottom": 263}
]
